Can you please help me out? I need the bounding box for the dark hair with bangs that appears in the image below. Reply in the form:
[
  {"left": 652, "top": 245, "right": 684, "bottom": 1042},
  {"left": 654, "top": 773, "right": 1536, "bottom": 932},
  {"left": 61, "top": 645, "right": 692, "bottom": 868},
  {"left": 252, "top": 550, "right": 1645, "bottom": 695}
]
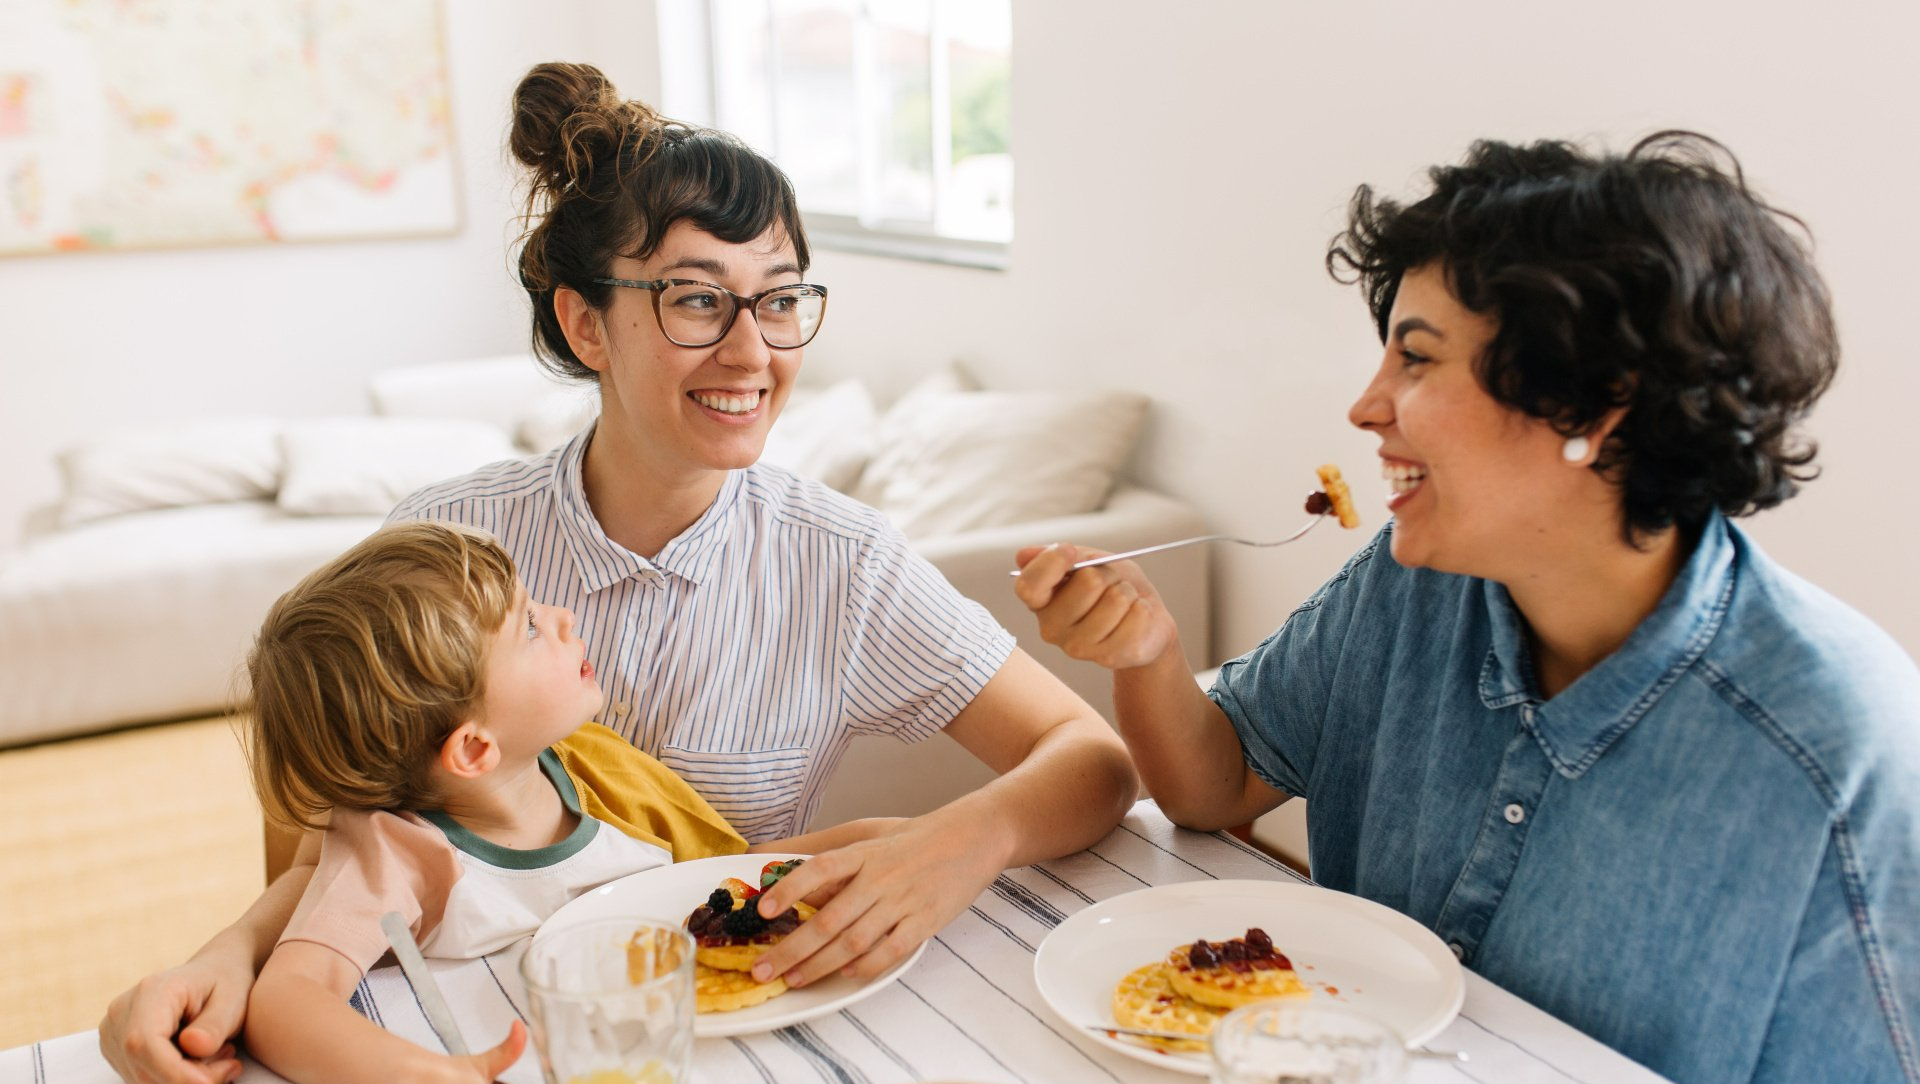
[
  {"left": 509, "top": 62, "right": 810, "bottom": 381},
  {"left": 1327, "top": 131, "right": 1838, "bottom": 541}
]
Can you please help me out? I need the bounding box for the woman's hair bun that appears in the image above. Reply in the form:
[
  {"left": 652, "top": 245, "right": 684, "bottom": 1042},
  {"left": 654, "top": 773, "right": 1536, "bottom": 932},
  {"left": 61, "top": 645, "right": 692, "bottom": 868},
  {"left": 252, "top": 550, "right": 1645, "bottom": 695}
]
[{"left": 509, "top": 61, "right": 662, "bottom": 191}]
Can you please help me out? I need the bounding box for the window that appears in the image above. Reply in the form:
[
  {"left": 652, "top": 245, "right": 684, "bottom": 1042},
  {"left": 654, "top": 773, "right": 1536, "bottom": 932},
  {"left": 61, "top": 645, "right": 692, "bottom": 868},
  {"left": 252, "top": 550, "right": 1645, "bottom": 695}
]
[{"left": 659, "top": 0, "right": 1012, "bottom": 268}]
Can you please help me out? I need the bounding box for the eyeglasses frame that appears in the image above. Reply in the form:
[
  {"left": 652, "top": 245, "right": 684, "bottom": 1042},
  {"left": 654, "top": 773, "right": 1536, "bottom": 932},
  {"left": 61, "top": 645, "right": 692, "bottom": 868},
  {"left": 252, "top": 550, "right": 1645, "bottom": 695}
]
[{"left": 588, "top": 276, "right": 829, "bottom": 350}]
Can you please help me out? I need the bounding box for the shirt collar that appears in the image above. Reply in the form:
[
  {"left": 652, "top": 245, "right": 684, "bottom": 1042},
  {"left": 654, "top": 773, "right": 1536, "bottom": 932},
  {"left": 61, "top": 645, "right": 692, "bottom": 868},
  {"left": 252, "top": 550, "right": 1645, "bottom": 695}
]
[
  {"left": 1478, "top": 512, "right": 1738, "bottom": 777},
  {"left": 650, "top": 468, "right": 742, "bottom": 587},
  {"left": 549, "top": 425, "right": 742, "bottom": 593}
]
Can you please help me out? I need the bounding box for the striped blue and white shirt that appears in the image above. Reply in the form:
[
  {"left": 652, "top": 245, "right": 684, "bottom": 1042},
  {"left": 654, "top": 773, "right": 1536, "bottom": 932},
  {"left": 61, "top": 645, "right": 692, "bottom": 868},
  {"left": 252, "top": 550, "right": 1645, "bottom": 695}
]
[{"left": 388, "top": 428, "right": 1015, "bottom": 840}]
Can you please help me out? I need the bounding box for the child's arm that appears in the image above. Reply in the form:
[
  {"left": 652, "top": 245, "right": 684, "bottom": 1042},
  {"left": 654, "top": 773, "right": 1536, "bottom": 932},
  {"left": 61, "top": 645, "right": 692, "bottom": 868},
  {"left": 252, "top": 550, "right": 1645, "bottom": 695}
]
[
  {"left": 246, "top": 940, "right": 524, "bottom": 1084},
  {"left": 754, "top": 816, "right": 907, "bottom": 855}
]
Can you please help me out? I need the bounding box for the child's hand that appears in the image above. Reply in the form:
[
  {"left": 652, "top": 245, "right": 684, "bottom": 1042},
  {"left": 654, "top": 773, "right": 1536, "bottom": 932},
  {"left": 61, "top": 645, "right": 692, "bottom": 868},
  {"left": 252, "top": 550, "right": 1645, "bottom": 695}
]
[{"left": 433, "top": 1019, "right": 526, "bottom": 1083}]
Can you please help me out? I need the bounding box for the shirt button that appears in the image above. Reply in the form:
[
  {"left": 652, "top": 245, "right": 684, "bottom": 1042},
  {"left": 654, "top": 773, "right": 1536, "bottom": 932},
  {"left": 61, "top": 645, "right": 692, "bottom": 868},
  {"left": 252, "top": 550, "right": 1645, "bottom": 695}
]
[
  {"left": 1448, "top": 941, "right": 1465, "bottom": 961},
  {"left": 614, "top": 701, "right": 631, "bottom": 715},
  {"left": 1504, "top": 802, "right": 1526, "bottom": 824}
]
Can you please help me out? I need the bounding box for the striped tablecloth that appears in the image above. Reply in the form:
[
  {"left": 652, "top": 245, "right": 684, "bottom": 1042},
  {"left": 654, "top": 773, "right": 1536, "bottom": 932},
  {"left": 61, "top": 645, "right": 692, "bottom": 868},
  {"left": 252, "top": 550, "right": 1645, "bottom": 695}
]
[{"left": 3, "top": 800, "right": 1671, "bottom": 1084}]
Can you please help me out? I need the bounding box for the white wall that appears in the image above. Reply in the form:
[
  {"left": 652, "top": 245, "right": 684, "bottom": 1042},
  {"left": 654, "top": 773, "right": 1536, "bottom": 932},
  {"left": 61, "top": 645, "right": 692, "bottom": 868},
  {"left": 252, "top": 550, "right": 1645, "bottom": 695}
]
[
  {"left": 803, "top": 0, "right": 1920, "bottom": 665},
  {"left": 0, "top": 0, "right": 659, "bottom": 540},
  {"left": 5, "top": 0, "right": 1915, "bottom": 667}
]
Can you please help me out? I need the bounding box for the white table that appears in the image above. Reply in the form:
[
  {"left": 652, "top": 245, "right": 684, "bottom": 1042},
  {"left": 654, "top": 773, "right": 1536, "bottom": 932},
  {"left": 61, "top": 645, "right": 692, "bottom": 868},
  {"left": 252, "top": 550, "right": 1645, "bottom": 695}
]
[{"left": 3, "top": 801, "right": 1671, "bottom": 1084}]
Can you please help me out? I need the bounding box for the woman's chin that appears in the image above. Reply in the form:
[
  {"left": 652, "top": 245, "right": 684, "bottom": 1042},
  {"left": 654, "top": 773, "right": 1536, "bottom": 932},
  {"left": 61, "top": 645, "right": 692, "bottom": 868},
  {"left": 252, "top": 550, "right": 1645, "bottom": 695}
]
[{"left": 1387, "top": 530, "right": 1426, "bottom": 570}]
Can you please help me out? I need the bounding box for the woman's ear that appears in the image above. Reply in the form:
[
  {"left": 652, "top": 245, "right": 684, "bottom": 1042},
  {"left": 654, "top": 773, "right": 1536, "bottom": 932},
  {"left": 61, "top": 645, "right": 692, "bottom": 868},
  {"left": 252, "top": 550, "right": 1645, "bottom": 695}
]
[
  {"left": 554, "top": 287, "right": 612, "bottom": 374},
  {"left": 437, "top": 721, "right": 502, "bottom": 780},
  {"left": 1584, "top": 403, "right": 1631, "bottom": 460}
]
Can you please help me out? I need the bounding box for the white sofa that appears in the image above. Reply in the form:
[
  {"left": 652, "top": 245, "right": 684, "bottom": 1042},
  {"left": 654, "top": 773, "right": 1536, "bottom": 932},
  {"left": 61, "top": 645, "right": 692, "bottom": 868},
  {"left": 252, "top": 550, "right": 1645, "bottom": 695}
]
[{"left": 0, "top": 357, "right": 1211, "bottom": 825}]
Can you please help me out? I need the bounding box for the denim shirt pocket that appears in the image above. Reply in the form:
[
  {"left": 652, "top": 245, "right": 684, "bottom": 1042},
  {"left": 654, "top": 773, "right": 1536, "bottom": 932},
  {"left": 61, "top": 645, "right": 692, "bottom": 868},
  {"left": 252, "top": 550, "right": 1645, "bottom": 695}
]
[{"left": 657, "top": 742, "right": 812, "bottom": 842}]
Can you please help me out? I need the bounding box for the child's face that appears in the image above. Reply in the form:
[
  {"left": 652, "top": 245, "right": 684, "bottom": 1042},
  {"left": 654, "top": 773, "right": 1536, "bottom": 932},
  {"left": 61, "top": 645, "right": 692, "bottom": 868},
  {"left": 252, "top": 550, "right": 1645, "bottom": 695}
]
[{"left": 475, "top": 584, "right": 605, "bottom": 756}]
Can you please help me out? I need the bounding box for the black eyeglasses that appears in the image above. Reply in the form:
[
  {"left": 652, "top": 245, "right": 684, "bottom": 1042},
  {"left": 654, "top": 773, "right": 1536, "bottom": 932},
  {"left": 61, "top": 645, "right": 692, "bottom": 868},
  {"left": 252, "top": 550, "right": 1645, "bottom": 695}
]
[{"left": 590, "top": 277, "right": 829, "bottom": 349}]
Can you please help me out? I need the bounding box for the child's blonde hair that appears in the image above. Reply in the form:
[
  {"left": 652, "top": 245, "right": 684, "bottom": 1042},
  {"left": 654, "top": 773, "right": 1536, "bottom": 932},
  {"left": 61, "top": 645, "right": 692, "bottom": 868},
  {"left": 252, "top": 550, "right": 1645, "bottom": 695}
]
[{"left": 244, "top": 521, "right": 518, "bottom": 832}]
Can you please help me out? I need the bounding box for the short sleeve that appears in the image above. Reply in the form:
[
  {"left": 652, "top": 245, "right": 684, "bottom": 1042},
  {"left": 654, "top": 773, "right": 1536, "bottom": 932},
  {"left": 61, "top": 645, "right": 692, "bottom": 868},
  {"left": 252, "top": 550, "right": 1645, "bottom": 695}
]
[
  {"left": 1209, "top": 531, "right": 1387, "bottom": 800},
  {"left": 278, "top": 810, "right": 463, "bottom": 975},
  {"left": 554, "top": 723, "right": 750, "bottom": 861},
  {"left": 837, "top": 525, "right": 1016, "bottom": 741}
]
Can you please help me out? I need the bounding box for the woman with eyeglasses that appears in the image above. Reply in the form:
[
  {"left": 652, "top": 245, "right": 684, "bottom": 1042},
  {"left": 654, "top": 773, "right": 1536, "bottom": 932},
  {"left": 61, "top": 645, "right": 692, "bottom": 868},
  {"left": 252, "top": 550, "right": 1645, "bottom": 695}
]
[
  {"left": 100, "top": 61, "right": 1136, "bottom": 1084},
  {"left": 1016, "top": 133, "right": 1920, "bottom": 1084}
]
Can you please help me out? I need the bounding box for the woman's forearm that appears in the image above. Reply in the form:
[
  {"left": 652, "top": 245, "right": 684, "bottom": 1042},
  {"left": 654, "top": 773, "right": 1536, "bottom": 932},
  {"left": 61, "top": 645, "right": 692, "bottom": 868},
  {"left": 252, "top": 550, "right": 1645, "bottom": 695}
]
[
  {"left": 1112, "top": 642, "right": 1273, "bottom": 830},
  {"left": 948, "top": 713, "right": 1138, "bottom": 872},
  {"left": 200, "top": 839, "right": 319, "bottom": 972}
]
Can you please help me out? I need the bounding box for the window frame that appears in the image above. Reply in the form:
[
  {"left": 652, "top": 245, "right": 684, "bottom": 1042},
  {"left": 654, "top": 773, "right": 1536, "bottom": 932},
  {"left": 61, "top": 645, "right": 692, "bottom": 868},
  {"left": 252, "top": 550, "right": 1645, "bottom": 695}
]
[{"left": 657, "top": 0, "right": 1011, "bottom": 270}]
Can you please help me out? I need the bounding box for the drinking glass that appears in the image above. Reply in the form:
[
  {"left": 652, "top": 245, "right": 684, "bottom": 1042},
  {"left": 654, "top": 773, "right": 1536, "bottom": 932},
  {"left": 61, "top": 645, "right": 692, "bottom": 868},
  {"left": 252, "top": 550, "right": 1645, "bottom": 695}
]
[
  {"left": 1208, "top": 1003, "right": 1407, "bottom": 1084},
  {"left": 519, "top": 917, "right": 696, "bottom": 1084}
]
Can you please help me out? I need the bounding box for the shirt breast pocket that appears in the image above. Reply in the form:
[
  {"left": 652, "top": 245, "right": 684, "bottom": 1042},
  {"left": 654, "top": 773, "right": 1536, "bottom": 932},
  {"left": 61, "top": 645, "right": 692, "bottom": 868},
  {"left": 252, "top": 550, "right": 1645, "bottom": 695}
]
[{"left": 657, "top": 743, "right": 812, "bottom": 843}]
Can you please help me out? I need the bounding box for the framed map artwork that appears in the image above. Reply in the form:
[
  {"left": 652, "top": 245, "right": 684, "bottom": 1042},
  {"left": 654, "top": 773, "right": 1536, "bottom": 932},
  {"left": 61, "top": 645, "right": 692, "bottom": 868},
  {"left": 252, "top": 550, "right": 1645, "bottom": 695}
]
[{"left": 0, "top": 0, "right": 458, "bottom": 255}]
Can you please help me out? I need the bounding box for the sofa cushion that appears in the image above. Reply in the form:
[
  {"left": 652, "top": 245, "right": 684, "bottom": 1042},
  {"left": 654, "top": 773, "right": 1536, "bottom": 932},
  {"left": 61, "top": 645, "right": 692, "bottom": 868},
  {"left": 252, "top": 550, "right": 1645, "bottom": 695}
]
[
  {"left": 277, "top": 418, "right": 519, "bottom": 516},
  {"left": 0, "top": 503, "right": 385, "bottom": 747},
  {"left": 368, "top": 354, "right": 599, "bottom": 454},
  {"left": 56, "top": 420, "right": 285, "bottom": 528},
  {"left": 759, "top": 378, "right": 878, "bottom": 492},
  {"left": 852, "top": 384, "right": 1150, "bottom": 539}
]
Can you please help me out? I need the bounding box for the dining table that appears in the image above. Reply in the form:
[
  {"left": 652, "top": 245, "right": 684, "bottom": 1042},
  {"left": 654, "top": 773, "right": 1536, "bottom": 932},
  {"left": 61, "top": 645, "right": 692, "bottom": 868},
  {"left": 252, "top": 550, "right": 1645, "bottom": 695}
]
[{"left": 1, "top": 799, "right": 1673, "bottom": 1084}]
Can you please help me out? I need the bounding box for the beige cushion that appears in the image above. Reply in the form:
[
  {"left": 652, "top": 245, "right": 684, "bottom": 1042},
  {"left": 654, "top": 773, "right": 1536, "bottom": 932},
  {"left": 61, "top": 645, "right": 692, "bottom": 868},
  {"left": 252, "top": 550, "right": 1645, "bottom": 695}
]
[
  {"left": 55, "top": 420, "right": 284, "bottom": 527},
  {"left": 277, "top": 418, "right": 518, "bottom": 516},
  {"left": 0, "top": 502, "right": 384, "bottom": 747},
  {"left": 516, "top": 388, "right": 601, "bottom": 454},
  {"left": 368, "top": 354, "right": 599, "bottom": 454},
  {"left": 853, "top": 382, "right": 1149, "bottom": 539},
  {"left": 759, "top": 379, "right": 878, "bottom": 492}
]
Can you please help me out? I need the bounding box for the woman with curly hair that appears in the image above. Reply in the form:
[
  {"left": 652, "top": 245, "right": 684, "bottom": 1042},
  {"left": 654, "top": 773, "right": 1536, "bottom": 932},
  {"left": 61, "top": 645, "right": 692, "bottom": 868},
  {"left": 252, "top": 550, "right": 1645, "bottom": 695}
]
[{"left": 1019, "top": 132, "right": 1920, "bottom": 1084}]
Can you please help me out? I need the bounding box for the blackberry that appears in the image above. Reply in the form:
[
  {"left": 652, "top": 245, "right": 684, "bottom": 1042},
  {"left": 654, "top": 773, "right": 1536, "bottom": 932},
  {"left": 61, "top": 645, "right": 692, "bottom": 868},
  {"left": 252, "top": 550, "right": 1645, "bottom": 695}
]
[
  {"left": 721, "top": 905, "right": 770, "bottom": 938},
  {"left": 706, "top": 888, "right": 734, "bottom": 912},
  {"left": 1245, "top": 928, "right": 1273, "bottom": 955}
]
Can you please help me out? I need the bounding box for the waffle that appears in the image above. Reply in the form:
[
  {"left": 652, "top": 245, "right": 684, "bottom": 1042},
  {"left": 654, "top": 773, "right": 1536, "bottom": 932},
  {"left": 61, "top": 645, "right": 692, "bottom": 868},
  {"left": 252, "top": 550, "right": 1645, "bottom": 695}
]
[
  {"left": 688, "top": 881, "right": 817, "bottom": 972},
  {"left": 1317, "top": 464, "right": 1361, "bottom": 529},
  {"left": 1164, "top": 934, "right": 1309, "bottom": 1010},
  {"left": 682, "top": 873, "right": 818, "bottom": 1013},
  {"left": 697, "top": 940, "right": 772, "bottom": 972},
  {"left": 695, "top": 962, "right": 789, "bottom": 1013},
  {"left": 1110, "top": 962, "right": 1226, "bottom": 1052}
]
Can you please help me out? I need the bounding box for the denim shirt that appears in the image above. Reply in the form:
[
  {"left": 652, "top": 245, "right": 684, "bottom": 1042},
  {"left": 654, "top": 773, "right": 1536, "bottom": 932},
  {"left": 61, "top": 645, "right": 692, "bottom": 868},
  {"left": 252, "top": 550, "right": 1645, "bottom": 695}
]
[{"left": 1212, "top": 514, "right": 1920, "bottom": 1084}]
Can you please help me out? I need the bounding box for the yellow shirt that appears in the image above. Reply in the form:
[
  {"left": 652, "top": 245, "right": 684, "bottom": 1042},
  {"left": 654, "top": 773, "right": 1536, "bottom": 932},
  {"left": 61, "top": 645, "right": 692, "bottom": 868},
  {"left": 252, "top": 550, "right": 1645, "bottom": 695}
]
[{"left": 550, "top": 721, "right": 748, "bottom": 861}]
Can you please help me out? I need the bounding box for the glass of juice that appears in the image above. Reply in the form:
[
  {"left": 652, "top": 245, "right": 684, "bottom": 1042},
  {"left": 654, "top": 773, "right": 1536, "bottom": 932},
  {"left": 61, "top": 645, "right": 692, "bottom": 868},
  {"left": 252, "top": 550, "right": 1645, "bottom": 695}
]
[{"left": 520, "top": 917, "right": 696, "bottom": 1084}]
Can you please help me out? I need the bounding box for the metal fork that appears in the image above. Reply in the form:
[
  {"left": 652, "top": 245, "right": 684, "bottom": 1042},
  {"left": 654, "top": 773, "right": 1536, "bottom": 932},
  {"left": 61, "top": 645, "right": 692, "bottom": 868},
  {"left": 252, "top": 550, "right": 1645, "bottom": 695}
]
[
  {"left": 1085, "top": 1024, "right": 1468, "bottom": 1063},
  {"left": 1007, "top": 514, "right": 1326, "bottom": 578}
]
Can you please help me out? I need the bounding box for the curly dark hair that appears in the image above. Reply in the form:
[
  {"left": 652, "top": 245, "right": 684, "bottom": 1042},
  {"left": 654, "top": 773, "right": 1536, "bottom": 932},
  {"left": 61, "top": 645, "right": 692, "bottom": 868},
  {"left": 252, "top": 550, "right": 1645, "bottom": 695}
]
[
  {"left": 1326, "top": 131, "right": 1837, "bottom": 540},
  {"left": 509, "top": 62, "right": 810, "bottom": 382}
]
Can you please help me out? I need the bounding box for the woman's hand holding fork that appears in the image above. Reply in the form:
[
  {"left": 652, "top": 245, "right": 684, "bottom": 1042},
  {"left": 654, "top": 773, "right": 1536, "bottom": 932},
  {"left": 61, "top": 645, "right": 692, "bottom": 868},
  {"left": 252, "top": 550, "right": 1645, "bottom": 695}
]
[{"left": 1013, "top": 542, "right": 1182, "bottom": 672}]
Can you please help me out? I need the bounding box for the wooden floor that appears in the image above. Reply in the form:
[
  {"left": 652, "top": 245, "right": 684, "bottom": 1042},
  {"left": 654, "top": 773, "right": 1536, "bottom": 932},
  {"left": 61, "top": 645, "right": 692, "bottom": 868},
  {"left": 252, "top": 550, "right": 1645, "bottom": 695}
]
[{"left": 0, "top": 717, "right": 265, "bottom": 1050}]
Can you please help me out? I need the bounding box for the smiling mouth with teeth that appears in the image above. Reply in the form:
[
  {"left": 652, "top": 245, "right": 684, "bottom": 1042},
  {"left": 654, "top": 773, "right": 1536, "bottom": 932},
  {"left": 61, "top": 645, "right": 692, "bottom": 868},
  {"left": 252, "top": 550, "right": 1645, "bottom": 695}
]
[
  {"left": 690, "top": 390, "right": 762, "bottom": 415},
  {"left": 1383, "top": 462, "right": 1428, "bottom": 495}
]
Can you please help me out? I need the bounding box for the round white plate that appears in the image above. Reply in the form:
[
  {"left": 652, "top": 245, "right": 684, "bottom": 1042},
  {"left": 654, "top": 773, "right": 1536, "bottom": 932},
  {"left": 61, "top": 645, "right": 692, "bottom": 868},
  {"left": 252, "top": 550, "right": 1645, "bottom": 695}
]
[
  {"left": 535, "top": 853, "right": 926, "bottom": 1038},
  {"left": 1033, "top": 880, "right": 1464, "bottom": 1076}
]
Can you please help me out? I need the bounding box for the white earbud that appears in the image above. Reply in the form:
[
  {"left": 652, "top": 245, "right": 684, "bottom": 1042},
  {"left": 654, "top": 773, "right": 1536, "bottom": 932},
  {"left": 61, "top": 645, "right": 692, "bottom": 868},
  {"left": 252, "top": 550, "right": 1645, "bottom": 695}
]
[{"left": 1562, "top": 435, "right": 1591, "bottom": 463}]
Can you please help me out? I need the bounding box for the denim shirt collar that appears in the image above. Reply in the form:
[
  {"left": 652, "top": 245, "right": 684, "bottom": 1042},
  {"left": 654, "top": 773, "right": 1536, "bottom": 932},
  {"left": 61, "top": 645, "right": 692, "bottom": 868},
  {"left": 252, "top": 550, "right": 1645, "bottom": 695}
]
[
  {"left": 550, "top": 422, "right": 743, "bottom": 593},
  {"left": 1477, "top": 513, "right": 1739, "bottom": 778}
]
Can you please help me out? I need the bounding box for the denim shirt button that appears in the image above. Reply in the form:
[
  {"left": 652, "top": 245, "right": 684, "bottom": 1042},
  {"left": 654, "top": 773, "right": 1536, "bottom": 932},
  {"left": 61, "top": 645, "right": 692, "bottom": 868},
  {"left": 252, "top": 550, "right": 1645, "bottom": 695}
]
[
  {"left": 1448, "top": 941, "right": 1465, "bottom": 961},
  {"left": 1504, "top": 802, "right": 1526, "bottom": 824}
]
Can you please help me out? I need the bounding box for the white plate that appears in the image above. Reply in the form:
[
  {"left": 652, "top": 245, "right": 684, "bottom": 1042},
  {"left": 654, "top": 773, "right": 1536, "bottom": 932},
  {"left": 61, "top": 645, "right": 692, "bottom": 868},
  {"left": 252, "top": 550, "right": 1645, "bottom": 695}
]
[
  {"left": 536, "top": 853, "right": 926, "bottom": 1038},
  {"left": 1033, "top": 880, "right": 1464, "bottom": 1075}
]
